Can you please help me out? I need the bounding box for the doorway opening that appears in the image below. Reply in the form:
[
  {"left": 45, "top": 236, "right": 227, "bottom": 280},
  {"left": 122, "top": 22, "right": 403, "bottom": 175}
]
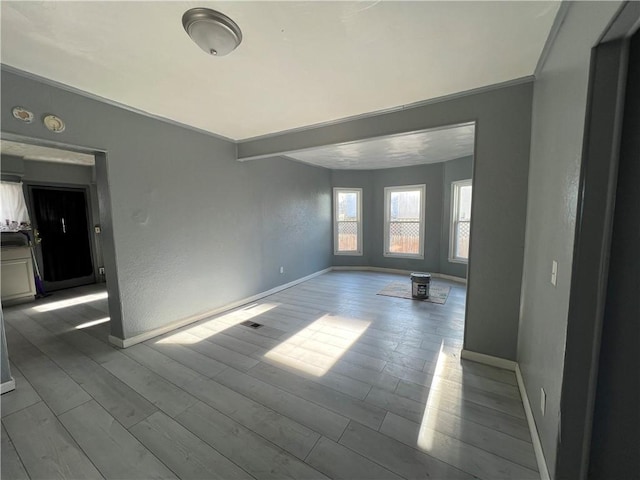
[
  {"left": 0, "top": 135, "right": 121, "bottom": 342},
  {"left": 1, "top": 139, "right": 102, "bottom": 293}
]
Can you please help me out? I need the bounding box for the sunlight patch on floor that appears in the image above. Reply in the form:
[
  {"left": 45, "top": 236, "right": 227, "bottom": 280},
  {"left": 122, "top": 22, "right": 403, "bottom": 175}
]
[
  {"left": 75, "top": 317, "right": 110, "bottom": 329},
  {"left": 155, "top": 302, "right": 279, "bottom": 345},
  {"left": 32, "top": 291, "right": 108, "bottom": 312},
  {"left": 155, "top": 331, "right": 202, "bottom": 345},
  {"left": 264, "top": 314, "right": 370, "bottom": 376},
  {"left": 417, "top": 341, "right": 456, "bottom": 451},
  {"left": 197, "top": 302, "right": 279, "bottom": 335}
]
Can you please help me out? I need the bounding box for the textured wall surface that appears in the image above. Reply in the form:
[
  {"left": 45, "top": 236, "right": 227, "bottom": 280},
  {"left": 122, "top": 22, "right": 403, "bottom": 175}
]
[
  {"left": 21, "top": 159, "right": 93, "bottom": 185},
  {"left": 1, "top": 154, "right": 24, "bottom": 176},
  {"left": 517, "top": 2, "right": 622, "bottom": 476},
  {"left": 1, "top": 70, "right": 332, "bottom": 340}
]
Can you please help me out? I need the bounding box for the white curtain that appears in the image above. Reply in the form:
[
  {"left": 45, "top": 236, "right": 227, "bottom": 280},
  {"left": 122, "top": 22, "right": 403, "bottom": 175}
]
[{"left": 0, "top": 181, "right": 31, "bottom": 231}]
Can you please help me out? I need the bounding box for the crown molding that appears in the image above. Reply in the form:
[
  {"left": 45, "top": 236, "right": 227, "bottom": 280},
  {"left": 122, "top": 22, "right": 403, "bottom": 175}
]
[{"left": 1, "top": 64, "right": 236, "bottom": 144}]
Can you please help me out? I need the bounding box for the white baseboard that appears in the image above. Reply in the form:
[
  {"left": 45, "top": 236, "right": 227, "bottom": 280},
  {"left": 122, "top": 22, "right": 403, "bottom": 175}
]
[
  {"left": 330, "top": 266, "right": 467, "bottom": 284},
  {"left": 1, "top": 377, "right": 16, "bottom": 394},
  {"left": 460, "top": 349, "right": 517, "bottom": 371},
  {"left": 434, "top": 272, "right": 467, "bottom": 284},
  {"left": 516, "top": 364, "right": 551, "bottom": 480},
  {"left": 461, "top": 351, "right": 549, "bottom": 479},
  {"left": 109, "top": 267, "right": 332, "bottom": 349},
  {"left": 108, "top": 265, "right": 465, "bottom": 349}
]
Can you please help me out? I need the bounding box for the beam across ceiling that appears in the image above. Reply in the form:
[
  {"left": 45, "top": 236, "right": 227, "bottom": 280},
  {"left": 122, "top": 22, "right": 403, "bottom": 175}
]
[{"left": 236, "top": 76, "right": 533, "bottom": 161}]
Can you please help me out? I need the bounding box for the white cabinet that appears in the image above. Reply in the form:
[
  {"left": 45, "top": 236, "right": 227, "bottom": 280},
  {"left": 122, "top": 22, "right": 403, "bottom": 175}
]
[{"left": 1, "top": 247, "right": 36, "bottom": 305}]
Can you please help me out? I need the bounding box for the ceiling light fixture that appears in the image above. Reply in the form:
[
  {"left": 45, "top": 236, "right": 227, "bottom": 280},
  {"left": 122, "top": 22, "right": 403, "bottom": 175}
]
[{"left": 182, "top": 7, "right": 242, "bottom": 57}]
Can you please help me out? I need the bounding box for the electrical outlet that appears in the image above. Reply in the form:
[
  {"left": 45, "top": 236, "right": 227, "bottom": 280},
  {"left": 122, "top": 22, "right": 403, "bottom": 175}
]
[
  {"left": 541, "top": 387, "right": 546, "bottom": 416},
  {"left": 99, "top": 267, "right": 105, "bottom": 275},
  {"left": 551, "top": 260, "right": 558, "bottom": 286},
  {"left": 279, "top": 266, "right": 284, "bottom": 274}
]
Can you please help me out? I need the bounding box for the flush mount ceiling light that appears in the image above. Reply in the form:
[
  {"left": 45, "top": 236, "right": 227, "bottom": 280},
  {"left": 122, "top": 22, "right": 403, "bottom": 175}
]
[{"left": 182, "top": 7, "right": 242, "bottom": 57}]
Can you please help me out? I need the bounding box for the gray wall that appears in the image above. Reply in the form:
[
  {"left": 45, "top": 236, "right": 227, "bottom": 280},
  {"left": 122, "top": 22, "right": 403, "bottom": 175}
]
[
  {"left": 242, "top": 82, "right": 533, "bottom": 360},
  {"left": 1, "top": 69, "right": 332, "bottom": 341},
  {"left": 21, "top": 158, "right": 93, "bottom": 185},
  {"left": 331, "top": 156, "right": 472, "bottom": 278},
  {"left": 441, "top": 156, "right": 473, "bottom": 277},
  {"left": 1, "top": 156, "right": 104, "bottom": 283},
  {"left": 1, "top": 154, "right": 24, "bottom": 177},
  {"left": 516, "top": 2, "right": 622, "bottom": 477}
]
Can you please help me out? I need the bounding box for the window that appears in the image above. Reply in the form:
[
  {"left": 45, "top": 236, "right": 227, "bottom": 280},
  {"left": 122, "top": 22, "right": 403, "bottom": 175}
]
[
  {"left": 450, "top": 179, "right": 472, "bottom": 263},
  {"left": 384, "top": 184, "right": 425, "bottom": 258},
  {"left": 0, "top": 181, "right": 30, "bottom": 231},
  {"left": 333, "top": 188, "right": 362, "bottom": 255}
]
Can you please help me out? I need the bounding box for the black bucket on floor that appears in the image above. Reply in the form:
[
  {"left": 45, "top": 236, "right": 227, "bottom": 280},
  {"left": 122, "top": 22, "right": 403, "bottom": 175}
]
[{"left": 410, "top": 272, "right": 431, "bottom": 299}]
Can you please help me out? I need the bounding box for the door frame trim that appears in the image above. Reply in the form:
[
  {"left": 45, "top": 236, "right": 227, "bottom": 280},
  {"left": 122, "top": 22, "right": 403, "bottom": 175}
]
[{"left": 557, "top": 3, "right": 640, "bottom": 478}]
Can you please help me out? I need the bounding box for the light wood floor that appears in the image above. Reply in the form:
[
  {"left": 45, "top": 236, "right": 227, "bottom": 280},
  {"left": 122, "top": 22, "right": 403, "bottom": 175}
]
[{"left": 1, "top": 271, "right": 538, "bottom": 479}]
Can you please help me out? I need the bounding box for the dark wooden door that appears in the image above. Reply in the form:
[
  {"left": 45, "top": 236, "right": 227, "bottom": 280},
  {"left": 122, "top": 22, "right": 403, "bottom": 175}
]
[{"left": 30, "top": 187, "right": 94, "bottom": 290}]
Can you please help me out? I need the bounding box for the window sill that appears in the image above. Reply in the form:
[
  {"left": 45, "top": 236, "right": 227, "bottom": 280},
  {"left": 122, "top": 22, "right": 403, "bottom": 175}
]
[
  {"left": 384, "top": 252, "right": 424, "bottom": 260},
  {"left": 334, "top": 251, "right": 363, "bottom": 256},
  {"left": 448, "top": 257, "right": 468, "bottom": 264}
]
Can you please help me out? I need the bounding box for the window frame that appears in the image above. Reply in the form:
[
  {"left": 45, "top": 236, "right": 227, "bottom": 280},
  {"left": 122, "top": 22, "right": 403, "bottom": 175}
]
[
  {"left": 383, "top": 184, "right": 426, "bottom": 259},
  {"left": 333, "top": 187, "right": 363, "bottom": 256},
  {"left": 449, "top": 179, "right": 473, "bottom": 264}
]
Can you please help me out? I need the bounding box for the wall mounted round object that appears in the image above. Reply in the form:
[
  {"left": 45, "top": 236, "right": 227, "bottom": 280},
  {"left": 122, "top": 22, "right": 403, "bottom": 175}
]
[
  {"left": 43, "top": 114, "right": 65, "bottom": 133},
  {"left": 12, "top": 106, "right": 34, "bottom": 123}
]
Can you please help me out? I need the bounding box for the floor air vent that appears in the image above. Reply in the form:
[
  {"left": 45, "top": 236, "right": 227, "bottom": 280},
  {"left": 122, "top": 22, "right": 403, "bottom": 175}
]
[{"left": 240, "top": 321, "right": 263, "bottom": 329}]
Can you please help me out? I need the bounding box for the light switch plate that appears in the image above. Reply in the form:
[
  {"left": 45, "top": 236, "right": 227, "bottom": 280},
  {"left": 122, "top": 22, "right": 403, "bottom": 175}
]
[{"left": 551, "top": 260, "right": 558, "bottom": 286}]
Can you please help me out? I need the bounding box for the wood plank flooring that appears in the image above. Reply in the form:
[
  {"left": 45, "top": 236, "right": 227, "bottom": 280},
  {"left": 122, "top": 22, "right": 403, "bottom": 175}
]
[{"left": 1, "top": 271, "right": 538, "bottom": 479}]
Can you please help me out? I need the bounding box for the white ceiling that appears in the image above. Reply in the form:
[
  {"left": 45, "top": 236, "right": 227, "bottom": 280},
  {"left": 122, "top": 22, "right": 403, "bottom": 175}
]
[
  {"left": 0, "top": 140, "right": 95, "bottom": 165},
  {"left": 0, "top": 1, "right": 559, "bottom": 141},
  {"left": 286, "top": 123, "right": 474, "bottom": 170}
]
